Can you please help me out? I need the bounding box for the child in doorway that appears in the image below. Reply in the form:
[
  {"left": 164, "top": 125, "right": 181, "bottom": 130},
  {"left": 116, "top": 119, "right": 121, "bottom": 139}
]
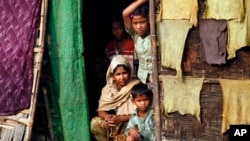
[
  {"left": 105, "top": 17, "right": 135, "bottom": 68},
  {"left": 125, "top": 83, "right": 155, "bottom": 141},
  {"left": 122, "top": 0, "right": 152, "bottom": 84}
]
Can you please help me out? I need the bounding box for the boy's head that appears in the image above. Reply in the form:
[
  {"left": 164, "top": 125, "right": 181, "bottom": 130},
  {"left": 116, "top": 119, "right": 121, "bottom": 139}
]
[
  {"left": 111, "top": 17, "right": 126, "bottom": 40},
  {"left": 131, "top": 3, "right": 150, "bottom": 38},
  {"left": 132, "top": 3, "right": 149, "bottom": 18},
  {"left": 131, "top": 83, "right": 153, "bottom": 111}
]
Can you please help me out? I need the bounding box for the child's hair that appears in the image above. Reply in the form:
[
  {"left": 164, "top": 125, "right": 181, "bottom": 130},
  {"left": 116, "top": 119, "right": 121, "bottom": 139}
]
[
  {"left": 131, "top": 83, "right": 153, "bottom": 99},
  {"left": 132, "top": 3, "right": 149, "bottom": 18},
  {"left": 110, "top": 16, "right": 125, "bottom": 27}
]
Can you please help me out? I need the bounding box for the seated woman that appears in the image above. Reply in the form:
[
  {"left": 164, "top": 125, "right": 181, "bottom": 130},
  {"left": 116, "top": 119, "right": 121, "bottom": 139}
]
[{"left": 90, "top": 55, "right": 141, "bottom": 141}]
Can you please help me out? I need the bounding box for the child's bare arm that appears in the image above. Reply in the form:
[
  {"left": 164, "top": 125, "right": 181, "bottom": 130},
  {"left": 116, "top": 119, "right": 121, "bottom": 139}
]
[
  {"left": 128, "top": 127, "right": 140, "bottom": 140},
  {"left": 122, "top": 0, "right": 148, "bottom": 29}
]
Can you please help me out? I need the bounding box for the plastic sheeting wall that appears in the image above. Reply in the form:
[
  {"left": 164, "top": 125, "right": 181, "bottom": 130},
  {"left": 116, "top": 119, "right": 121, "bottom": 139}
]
[{"left": 46, "top": 0, "right": 90, "bottom": 140}]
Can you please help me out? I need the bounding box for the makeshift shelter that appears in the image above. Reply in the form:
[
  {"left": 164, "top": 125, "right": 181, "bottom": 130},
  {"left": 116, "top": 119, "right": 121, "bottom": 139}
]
[{"left": 0, "top": 0, "right": 250, "bottom": 141}]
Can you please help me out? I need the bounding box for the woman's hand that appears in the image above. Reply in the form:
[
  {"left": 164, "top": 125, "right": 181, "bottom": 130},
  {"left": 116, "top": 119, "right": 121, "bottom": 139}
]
[
  {"left": 98, "top": 111, "right": 131, "bottom": 127},
  {"left": 105, "top": 114, "right": 121, "bottom": 127}
]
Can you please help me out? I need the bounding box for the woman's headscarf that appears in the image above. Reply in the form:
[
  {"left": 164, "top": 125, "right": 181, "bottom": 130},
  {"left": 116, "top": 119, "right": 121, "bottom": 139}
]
[{"left": 97, "top": 55, "right": 141, "bottom": 115}]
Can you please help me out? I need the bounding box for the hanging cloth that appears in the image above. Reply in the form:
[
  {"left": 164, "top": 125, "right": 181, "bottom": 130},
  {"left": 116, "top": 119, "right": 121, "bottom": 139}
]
[
  {"left": 158, "top": 0, "right": 198, "bottom": 26},
  {"left": 158, "top": 20, "right": 192, "bottom": 81},
  {"left": 226, "top": 1, "right": 250, "bottom": 60},
  {"left": 0, "top": 0, "right": 41, "bottom": 115},
  {"left": 161, "top": 75, "right": 204, "bottom": 121},
  {"left": 202, "top": 0, "right": 244, "bottom": 22},
  {"left": 219, "top": 79, "right": 250, "bottom": 133},
  {"left": 198, "top": 14, "right": 228, "bottom": 65}
]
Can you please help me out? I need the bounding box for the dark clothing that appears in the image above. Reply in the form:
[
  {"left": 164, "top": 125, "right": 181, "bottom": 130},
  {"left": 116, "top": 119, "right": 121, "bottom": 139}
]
[{"left": 199, "top": 15, "right": 228, "bottom": 65}]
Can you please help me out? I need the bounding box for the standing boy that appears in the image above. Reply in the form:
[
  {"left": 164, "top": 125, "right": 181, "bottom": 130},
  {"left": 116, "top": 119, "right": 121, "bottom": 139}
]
[
  {"left": 125, "top": 83, "right": 155, "bottom": 141},
  {"left": 122, "top": 0, "right": 152, "bottom": 84}
]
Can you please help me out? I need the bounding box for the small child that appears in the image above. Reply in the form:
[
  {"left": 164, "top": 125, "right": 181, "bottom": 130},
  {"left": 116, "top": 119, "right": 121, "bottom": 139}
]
[
  {"left": 125, "top": 83, "right": 155, "bottom": 141},
  {"left": 105, "top": 17, "right": 135, "bottom": 68}
]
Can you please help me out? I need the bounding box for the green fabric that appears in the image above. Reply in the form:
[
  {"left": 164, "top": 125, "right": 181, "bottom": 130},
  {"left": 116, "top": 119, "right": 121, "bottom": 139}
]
[{"left": 46, "top": 0, "right": 90, "bottom": 140}]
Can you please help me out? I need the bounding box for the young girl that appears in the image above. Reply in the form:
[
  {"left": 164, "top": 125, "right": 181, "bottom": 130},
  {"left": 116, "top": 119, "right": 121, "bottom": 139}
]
[
  {"left": 105, "top": 17, "right": 135, "bottom": 68},
  {"left": 122, "top": 0, "right": 152, "bottom": 84},
  {"left": 125, "top": 83, "right": 155, "bottom": 141}
]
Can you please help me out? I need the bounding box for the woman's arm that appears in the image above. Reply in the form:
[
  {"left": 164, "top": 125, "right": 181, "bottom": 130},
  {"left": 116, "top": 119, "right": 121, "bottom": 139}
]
[
  {"left": 122, "top": 0, "right": 148, "bottom": 30},
  {"left": 97, "top": 111, "right": 109, "bottom": 120},
  {"left": 98, "top": 111, "right": 131, "bottom": 126},
  {"left": 108, "top": 114, "right": 131, "bottom": 126},
  {"left": 115, "top": 114, "right": 131, "bottom": 123}
]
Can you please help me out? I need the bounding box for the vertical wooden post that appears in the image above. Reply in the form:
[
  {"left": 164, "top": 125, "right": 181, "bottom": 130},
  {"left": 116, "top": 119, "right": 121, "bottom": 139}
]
[
  {"left": 149, "top": 0, "right": 162, "bottom": 140},
  {"left": 25, "top": 0, "right": 48, "bottom": 140}
]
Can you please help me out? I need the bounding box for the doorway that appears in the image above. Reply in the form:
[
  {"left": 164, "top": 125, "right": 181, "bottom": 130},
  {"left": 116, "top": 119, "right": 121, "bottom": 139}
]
[{"left": 82, "top": 0, "right": 134, "bottom": 123}]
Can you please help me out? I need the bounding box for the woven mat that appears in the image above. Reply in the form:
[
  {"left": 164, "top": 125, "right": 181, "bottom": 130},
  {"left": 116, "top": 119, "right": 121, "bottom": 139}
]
[{"left": 0, "top": 0, "right": 41, "bottom": 115}]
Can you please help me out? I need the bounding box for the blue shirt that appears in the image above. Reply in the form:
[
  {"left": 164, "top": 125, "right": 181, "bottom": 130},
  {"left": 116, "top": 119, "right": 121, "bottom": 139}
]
[{"left": 125, "top": 107, "right": 155, "bottom": 141}]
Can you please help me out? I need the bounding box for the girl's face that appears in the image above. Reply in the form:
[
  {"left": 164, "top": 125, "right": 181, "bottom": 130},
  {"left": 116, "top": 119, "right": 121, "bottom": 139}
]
[
  {"left": 112, "top": 22, "right": 125, "bottom": 40},
  {"left": 132, "top": 94, "right": 151, "bottom": 112},
  {"left": 131, "top": 15, "right": 149, "bottom": 38},
  {"left": 112, "top": 66, "right": 130, "bottom": 90}
]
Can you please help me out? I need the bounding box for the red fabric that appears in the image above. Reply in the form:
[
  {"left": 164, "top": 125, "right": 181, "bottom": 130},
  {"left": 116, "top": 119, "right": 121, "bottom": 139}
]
[
  {"left": 0, "top": 0, "right": 41, "bottom": 115},
  {"left": 106, "top": 37, "right": 135, "bottom": 57}
]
